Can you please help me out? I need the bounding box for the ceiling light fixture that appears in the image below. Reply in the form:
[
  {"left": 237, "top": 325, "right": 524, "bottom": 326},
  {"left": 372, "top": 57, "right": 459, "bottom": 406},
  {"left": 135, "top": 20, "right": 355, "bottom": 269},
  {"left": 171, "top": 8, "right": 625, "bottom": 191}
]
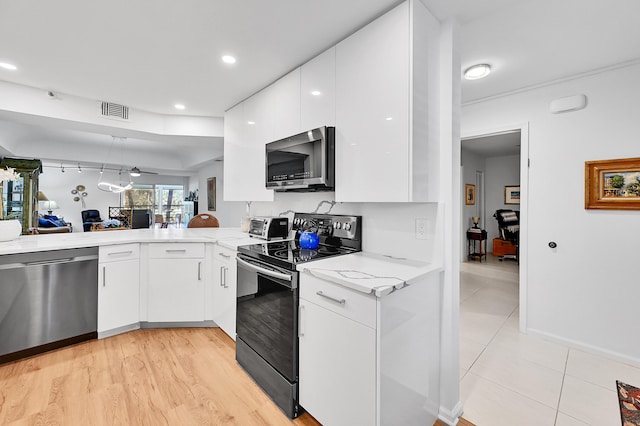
[
  {"left": 77, "top": 164, "right": 82, "bottom": 173},
  {"left": 174, "top": 104, "right": 186, "bottom": 110},
  {"left": 130, "top": 167, "right": 141, "bottom": 177},
  {"left": 464, "top": 63, "right": 492, "bottom": 80},
  {"left": 311, "top": 90, "right": 321, "bottom": 96},
  {"left": 222, "top": 55, "right": 236, "bottom": 64},
  {"left": 0, "top": 62, "right": 17, "bottom": 71},
  {"left": 247, "top": 121, "right": 255, "bottom": 125}
]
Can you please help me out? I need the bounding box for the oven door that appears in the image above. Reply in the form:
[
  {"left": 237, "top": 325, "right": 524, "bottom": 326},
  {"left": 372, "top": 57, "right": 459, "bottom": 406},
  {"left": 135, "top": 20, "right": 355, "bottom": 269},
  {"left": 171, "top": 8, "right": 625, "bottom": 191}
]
[{"left": 236, "top": 254, "right": 298, "bottom": 382}]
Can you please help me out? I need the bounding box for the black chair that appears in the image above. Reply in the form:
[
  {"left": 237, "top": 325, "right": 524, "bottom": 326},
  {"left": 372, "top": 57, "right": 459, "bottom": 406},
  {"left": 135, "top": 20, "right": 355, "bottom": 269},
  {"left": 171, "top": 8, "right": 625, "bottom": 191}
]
[
  {"left": 81, "top": 209, "right": 102, "bottom": 232},
  {"left": 494, "top": 209, "right": 519, "bottom": 262}
]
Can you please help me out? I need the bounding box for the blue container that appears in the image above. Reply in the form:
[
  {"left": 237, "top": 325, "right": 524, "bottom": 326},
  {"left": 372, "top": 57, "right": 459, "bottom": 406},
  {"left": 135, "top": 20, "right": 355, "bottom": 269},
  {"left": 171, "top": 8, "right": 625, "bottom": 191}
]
[{"left": 299, "top": 231, "right": 320, "bottom": 249}]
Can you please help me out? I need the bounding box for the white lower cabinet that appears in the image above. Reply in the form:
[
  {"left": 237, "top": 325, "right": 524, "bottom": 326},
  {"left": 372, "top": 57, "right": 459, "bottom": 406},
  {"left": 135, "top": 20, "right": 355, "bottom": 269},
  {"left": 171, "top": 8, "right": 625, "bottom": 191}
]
[
  {"left": 147, "top": 243, "right": 205, "bottom": 322},
  {"left": 299, "top": 296, "right": 376, "bottom": 426},
  {"left": 299, "top": 271, "right": 441, "bottom": 426},
  {"left": 98, "top": 244, "right": 140, "bottom": 335},
  {"left": 212, "top": 245, "right": 237, "bottom": 340}
]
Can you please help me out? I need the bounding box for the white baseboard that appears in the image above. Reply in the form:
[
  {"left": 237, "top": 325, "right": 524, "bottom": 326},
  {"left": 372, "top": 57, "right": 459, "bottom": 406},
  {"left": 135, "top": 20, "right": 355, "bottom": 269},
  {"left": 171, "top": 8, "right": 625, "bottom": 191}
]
[
  {"left": 438, "top": 400, "right": 464, "bottom": 425},
  {"left": 527, "top": 327, "right": 640, "bottom": 366}
]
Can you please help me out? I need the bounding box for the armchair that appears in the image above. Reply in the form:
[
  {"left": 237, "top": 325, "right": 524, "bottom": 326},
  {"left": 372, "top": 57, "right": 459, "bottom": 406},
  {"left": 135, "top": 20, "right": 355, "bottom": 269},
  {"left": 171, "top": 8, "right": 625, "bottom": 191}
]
[
  {"left": 494, "top": 209, "right": 519, "bottom": 262},
  {"left": 81, "top": 209, "right": 103, "bottom": 232}
]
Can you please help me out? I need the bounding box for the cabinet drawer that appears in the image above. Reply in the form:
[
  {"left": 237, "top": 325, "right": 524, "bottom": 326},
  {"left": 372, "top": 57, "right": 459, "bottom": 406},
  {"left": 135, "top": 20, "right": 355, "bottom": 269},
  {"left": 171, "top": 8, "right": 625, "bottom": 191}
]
[
  {"left": 149, "top": 243, "right": 205, "bottom": 259},
  {"left": 214, "top": 245, "right": 236, "bottom": 265},
  {"left": 300, "top": 273, "right": 376, "bottom": 329},
  {"left": 99, "top": 243, "right": 140, "bottom": 262}
]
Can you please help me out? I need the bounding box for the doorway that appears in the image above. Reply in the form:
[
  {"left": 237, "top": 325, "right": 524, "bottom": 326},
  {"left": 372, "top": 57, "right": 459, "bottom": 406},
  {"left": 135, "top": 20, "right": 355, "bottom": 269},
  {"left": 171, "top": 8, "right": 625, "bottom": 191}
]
[{"left": 460, "top": 124, "right": 528, "bottom": 332}]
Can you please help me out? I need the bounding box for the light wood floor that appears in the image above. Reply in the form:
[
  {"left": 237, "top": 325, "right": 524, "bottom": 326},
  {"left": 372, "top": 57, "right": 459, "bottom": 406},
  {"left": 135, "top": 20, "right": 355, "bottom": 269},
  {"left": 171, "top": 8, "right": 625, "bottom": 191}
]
[{"left": 0, "top": 328, "right": 472, "bottom": 425}]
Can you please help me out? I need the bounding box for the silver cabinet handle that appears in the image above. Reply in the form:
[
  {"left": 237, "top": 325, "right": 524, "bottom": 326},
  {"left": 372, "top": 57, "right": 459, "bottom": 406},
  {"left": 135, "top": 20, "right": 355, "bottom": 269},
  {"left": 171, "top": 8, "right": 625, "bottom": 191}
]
[
  {"left": 103, "top": 266, "right": 106, "bottom": 287},
  {"left": 316, "top": 291, "right": 345, "bottom": 305},
  {"left": 198, "top": 261, "right": 202, "bottom": 280},
  {"left": 224, "top": 266, "right": 229, "bottom": 288},
  {"left": 165, "top": 249, "right": 187, "bottom": 253},
  {"left": 220, "top": 266, "right": 225, "bottom": 287},
  {"left": 218, "top": 252, "right": 231, "bottom": 259},
  {"left": 108, "top": 250, "right": 133, "bottom": 257}
]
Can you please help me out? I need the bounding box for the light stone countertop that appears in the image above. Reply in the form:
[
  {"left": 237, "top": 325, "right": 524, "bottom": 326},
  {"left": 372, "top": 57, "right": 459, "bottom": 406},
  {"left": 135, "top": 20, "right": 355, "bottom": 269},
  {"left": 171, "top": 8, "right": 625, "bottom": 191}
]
[
  {"left": 0, "top": 227, "right": 254, "bottom": 255},
  {"left": 297, "top": 252, "right": 442, "bottom": 297}
]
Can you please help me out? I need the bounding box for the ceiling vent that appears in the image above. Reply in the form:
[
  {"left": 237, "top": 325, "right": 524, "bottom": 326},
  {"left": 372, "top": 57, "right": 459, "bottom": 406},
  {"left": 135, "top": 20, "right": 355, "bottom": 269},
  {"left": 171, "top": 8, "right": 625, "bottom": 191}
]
[{"left": 99, "top": 101, "right": 130, "bottom": 121}]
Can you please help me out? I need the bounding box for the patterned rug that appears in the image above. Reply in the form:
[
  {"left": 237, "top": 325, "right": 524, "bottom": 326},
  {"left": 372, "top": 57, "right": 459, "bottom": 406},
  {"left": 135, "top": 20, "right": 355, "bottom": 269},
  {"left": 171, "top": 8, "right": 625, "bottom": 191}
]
[{"left": 618, "top": 381, "right": 640, "bottom": 426}]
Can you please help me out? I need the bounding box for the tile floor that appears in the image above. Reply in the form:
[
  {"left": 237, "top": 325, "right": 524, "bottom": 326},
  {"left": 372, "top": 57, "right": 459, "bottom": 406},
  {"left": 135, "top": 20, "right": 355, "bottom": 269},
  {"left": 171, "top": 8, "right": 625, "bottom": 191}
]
[{"left": 459, "top": 255, "right": 640, "bottom": 426}]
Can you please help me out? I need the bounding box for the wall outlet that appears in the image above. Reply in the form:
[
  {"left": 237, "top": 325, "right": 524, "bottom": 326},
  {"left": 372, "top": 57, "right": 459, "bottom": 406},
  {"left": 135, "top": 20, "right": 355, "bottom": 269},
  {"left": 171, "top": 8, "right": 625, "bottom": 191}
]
[{"left": 415, "top": 218, "right": 429, "bottom": 240}]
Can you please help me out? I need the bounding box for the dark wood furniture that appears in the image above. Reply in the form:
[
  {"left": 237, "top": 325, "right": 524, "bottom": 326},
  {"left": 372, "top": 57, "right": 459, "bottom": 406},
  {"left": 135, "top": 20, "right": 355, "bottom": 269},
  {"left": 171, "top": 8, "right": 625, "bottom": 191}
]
[{"left": 467, "top": 229, "right": 487, "bottom": 262}]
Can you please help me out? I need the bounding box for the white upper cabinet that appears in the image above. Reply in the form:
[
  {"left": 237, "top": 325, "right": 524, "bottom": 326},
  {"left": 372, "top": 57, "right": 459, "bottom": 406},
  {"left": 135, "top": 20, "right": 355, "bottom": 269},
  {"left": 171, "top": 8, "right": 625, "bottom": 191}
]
[
  {"left": 271, "top": 68, "right": 301, "bottom": 141},
  {"left": 223, "top": 92, "right": 274, "bottom": 202},
  {"left": 301, "top": 47, "right": 336, "bottom": 130},
  {"left": 335, "top": 0, "right": 439, "bottom": 202}
]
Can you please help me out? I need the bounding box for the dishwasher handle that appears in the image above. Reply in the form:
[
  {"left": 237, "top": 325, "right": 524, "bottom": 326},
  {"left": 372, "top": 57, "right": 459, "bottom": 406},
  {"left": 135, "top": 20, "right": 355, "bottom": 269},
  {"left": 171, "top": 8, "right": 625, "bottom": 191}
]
[{"left": 0, "top": 254, "right": 98, "bottom": 270}]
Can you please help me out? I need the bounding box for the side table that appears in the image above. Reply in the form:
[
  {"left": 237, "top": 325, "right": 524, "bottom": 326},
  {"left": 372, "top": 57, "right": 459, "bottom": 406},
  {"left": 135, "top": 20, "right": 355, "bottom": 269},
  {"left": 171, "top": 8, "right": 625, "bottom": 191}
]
[{"left": 467, "top": 229, "right": 487, "bottom": 262}]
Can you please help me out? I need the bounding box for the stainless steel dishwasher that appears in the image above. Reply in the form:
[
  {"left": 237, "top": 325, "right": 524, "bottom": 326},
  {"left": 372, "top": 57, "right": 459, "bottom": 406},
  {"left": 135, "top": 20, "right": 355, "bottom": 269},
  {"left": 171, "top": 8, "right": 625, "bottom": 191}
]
[{"left": 0, "top": 247, "right": 98, "bottom": 363}]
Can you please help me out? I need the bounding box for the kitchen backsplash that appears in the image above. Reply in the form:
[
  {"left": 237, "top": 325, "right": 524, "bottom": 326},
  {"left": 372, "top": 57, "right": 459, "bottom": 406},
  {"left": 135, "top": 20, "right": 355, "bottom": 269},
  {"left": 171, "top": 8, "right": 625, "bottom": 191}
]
[{"left": 249, "top": 191, "right": 441, "bottom": 264}]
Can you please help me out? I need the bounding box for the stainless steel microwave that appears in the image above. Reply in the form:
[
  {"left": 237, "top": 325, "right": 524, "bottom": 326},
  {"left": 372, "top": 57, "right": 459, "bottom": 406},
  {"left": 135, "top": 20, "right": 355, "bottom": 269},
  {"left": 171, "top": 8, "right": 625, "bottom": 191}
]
[{"left": 265, "top": 126, "right": 335, "bottom": 191}]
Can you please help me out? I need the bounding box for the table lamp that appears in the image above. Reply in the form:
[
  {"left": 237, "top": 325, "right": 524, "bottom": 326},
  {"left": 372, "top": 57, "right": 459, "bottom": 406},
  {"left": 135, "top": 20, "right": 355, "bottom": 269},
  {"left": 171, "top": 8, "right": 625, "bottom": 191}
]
[
  {"left": 472, "top": 216, "right": 480, "bottom": 228},
  {"left": 39, "top": 195, "right": 60, "bottom": 215}
]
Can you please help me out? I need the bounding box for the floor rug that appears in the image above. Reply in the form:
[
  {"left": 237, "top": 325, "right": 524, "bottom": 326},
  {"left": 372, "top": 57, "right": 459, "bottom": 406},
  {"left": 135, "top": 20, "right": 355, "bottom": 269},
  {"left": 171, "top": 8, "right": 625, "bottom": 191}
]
[{"left": 618, "top": 381, "right": 640, "bottom": 426}]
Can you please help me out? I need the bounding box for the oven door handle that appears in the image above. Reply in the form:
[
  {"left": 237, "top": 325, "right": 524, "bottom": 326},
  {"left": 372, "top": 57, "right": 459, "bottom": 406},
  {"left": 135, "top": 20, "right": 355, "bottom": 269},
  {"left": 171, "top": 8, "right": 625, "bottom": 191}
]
[{"left": 236, "top": 256, "right": 292, "bottom": 282}]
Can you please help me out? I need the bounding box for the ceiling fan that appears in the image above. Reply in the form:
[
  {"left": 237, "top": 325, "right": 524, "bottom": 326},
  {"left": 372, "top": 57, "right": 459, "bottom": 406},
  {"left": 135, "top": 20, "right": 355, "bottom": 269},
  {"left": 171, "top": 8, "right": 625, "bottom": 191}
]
[{"left": 129, "top": 166, "right": 158, "bottom": 177}]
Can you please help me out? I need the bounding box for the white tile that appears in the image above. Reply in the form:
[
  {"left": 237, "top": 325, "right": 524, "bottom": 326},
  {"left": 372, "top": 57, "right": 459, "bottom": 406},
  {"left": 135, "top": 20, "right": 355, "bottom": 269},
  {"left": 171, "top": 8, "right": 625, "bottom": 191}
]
[
  {"left": 460, "top": 372, "right": 557, "bottom": 426},
  {"left": 566, "top": 349, "right": 640, "bottom": 390},
  {"left": 504, "top": 307, "right": 520, "bottom": 330},
  {"left": 470, "top": 343, "right": 564, "bottom": 408},
  {"left": 558, "top": 375, "right": 620, "bottom": 426},
  {"left": 555, "top": 412, "right": 591, "bottom": 426},
  {"left": 459, "top": 311, "right": 508, "bottom": 346},
  {"left": 487, "top": 327, "right": 569, "bottom": 373},
  {"left": 460, "top": 338, "right": 486, "bottom": 371},
  {"left": 462, "top": 286, "right": 518, "bottom": 317}
]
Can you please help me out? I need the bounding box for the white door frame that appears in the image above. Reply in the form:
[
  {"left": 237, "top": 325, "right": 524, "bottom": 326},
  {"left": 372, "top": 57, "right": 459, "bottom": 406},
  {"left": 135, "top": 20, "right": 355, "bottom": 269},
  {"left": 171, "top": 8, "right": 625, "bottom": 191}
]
[{"left": 461, "top": 122, "right": 529, "bottom": 332}]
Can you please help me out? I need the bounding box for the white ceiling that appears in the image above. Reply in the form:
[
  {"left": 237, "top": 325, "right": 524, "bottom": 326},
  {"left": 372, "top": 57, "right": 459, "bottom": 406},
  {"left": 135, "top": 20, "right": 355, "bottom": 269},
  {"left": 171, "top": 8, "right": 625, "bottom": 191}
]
[{"left": 1, "top": 0, "right": 639, "bottom": 164}]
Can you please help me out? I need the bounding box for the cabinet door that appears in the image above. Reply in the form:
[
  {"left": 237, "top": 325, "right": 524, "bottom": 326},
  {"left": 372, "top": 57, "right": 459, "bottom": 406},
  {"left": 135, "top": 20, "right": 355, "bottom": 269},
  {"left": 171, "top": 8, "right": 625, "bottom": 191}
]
[
  {"left": 301, "top": 47, "right": 335, "bottom": 130},
  {"left": 271, "top": 68, "right": 301, "bottom": 141},
  {"left": 98, "top": 259, "right": 140, "bottom": 332},
  {"left": 212, "top": 250, "right": 237, "bottom": 340},
  {"left": 299, "top": 299, "right": 376, "bottom": 426},
  {"left": 335, "top": 1, "right": 410, "bottom": 202},
  {"left": 223, "top": 94, "right": 274, "bottom": 202},
  {"left": 148, "top": 258, "right": 204, "bottom": 322}
]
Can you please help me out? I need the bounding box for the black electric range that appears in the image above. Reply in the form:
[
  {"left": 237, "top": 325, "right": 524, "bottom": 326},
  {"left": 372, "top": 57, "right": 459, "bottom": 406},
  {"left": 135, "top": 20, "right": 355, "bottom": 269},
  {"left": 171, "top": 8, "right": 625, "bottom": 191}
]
[
  {"left": 235, "top": 212, "right": 361, "bottom": 419},
  {"left": 237, "top": 213, "right": 362, "bottom": 270}
]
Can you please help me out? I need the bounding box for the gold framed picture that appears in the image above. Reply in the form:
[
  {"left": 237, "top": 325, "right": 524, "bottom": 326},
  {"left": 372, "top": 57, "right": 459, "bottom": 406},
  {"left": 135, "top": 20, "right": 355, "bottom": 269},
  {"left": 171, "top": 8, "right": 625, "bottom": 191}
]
[
  {"left": 504, "top": 185, "right": 520, "bottom": 205},
  {"left": 585, "top": 157, "right": 640, "bottom": 210},
  {"left": 465, "top": 184, "right": 476, "bottom": 205}
]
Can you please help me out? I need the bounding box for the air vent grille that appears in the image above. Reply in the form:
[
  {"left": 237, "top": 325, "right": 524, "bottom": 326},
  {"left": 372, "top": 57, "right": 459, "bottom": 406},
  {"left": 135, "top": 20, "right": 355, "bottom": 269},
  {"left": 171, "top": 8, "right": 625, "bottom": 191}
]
[{"left": 100, "top": 102, "right": 129, "bottom": 120}]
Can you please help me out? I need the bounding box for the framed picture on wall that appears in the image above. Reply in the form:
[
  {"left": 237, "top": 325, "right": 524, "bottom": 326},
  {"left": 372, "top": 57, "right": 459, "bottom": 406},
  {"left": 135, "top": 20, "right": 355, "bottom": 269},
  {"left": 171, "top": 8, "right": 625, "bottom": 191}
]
[
  {"left": 585, "top": 157, "right": 640, "bottom": 210},
  {"left": 504, "top": 185, "right": 520, "bottom": 204},
  {"left": 207, "top": 177, "right": 216, "bottom": 211},
  {"left": 465, "top": 184, "right": 476, "bottom": 205}
]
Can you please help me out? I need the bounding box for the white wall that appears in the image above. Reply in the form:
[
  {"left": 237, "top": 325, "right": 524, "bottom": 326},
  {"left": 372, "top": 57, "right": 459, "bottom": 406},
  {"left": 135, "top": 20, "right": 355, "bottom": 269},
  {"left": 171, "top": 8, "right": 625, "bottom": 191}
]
[
  {"left": 192, "top": 160, "right": 246, "bottom": 228},
  {"left": 461, "top": 148, "right": 485, "bottom": 254},
  {"left": 484, "top": 154, "right": 520, "bottom": 251},
  {"left": 462, "top": 63, "right": 640, "bottom": 363}
]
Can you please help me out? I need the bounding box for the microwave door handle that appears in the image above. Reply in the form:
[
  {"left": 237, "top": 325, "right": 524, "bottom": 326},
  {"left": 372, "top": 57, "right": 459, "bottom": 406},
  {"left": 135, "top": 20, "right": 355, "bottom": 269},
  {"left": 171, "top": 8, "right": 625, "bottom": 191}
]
[{"left": 236, "top": 257, "right": 292, "bottom": 282}]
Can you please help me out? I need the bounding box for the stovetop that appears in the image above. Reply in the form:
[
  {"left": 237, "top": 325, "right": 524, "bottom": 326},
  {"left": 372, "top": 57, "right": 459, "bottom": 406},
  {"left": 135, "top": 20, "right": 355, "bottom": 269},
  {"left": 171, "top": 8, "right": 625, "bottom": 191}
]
[{"left": 237, "top": 213, "right": 362, "bottom": 270}]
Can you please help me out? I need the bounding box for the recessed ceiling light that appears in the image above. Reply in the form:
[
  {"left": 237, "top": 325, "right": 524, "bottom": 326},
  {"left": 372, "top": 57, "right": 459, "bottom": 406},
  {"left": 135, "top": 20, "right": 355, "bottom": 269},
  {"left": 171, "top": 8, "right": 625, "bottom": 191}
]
[
  {"left": 0, "top": 62, "right": 17, "bottom": 71},
  {"left": 174, "top": 104, "right": 186, "bottom": 110},
  {"left": 464, "top": 64, "right": 491, "bottom": 80},
  {"left": 222, "top": 55, "right": 236, "bottom": 64},
  {"left": 311, "top": 90, "right": 321, "bottom": 96},
  {"left": 247, "top": 121, "right": 255, "bottom": 125}
]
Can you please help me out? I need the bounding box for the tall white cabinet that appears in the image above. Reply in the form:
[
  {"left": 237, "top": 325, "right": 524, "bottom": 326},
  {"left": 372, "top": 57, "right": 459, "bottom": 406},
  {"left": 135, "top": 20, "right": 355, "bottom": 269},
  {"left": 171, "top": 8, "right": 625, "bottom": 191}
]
[{"left": 335, "top": 0, "right": 440, "bottom": 202}]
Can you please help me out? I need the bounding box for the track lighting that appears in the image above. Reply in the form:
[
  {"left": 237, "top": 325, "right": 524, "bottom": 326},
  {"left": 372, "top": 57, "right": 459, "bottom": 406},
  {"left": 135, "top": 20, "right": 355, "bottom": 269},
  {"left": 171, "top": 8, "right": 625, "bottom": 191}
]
[{"left": 77, "top": 164, "right": 82, "bottom": 173}]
